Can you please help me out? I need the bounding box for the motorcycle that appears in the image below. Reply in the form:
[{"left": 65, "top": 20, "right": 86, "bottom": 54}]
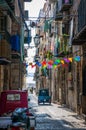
[
  {"left": 0, "top": 107, "right": 36, "bottom": 130},
  {"left": 11, "top": 107, "right": 36, "bottom": 130}
]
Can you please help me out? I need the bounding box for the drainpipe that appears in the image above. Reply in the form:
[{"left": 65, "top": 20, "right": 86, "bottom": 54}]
[
  {"left": 20, "top": 24, "right": 24, "bottom": 62},
  {"left": 19, "top": 23, "right": 24, "bottom": 90}
]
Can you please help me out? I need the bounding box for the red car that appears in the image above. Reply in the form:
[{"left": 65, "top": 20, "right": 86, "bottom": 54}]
[
  {"left": 0, "top": 90, "right": 36, "bottom": 130},
  {"left": 0, "top": 90, "right": 28, "bottom": 115}
]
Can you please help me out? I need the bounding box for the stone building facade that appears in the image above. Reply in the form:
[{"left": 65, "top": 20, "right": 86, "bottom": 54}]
[
  {"left": 35, "top": 0, "right": 86, "bottom": 119},
  {"left": 0, "top": 0, "right": 28, "bottom": 93}
]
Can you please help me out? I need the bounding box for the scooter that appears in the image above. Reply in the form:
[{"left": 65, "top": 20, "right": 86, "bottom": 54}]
[
  {"left": 11, "top": 107, "right": 30, "bottom": 130},
  {"left": 0, "top": 107, "right": 36, "bottom": 130},
  {"left": 11, "top": 107, "right": 35, "bottom": 130}
]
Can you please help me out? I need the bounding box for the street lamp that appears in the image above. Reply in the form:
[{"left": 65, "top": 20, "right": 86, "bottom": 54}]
[{"left": 34, "top": 34, "right": 40, "bottom": 47}]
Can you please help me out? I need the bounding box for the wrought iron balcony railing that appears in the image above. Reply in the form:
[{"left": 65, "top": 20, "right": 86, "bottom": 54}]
[
  {"left": 54, "top": 2, "right": 63, "bottom": 21},
  {"left": 24, "top": 0, "right": 32, "bottom": 2},
  {"left": 72, "top": 0, "right": 86, "bottom": 45},
  {"left": 58, "top": 0, "right": 72, "bottom": 12},
  {"left": 49, "top": 0, "right": 57, "bottom": 3},
  {"left": 78, "top": 0, "right": 86, "bottom": 32}
]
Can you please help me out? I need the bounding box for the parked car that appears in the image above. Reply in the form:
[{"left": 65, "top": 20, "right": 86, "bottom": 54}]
[
  {"left": 0, "top": 90, "right": 28, "bottom": 115},
  {"left": 0, "top": 90, "right": 36, "bottom": 130},
  {"left": 38, "top": 88, "right": 51, "bottom": 104}
]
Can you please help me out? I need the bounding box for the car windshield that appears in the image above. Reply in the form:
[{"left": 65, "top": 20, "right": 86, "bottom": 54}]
[{"left": 39, "top": 90, "right": 49, "bottom": 96}]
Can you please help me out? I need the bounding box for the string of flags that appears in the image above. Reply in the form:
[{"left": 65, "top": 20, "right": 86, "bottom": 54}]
[{"left": 27, "top": 56, "right": 81, "bottom": 69}]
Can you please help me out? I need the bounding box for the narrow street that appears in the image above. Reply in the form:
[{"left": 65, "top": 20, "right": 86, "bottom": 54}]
[
  {"left": 29, "top": 93, "right": 86, "bottom": 130},
  {"left": 0, "top": 0, "right": 86, "bottom": 130}
]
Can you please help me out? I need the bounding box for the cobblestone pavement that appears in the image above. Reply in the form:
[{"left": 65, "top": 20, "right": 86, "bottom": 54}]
[{"left": 29, "top": 93, "right": 86, "bottom": 130}]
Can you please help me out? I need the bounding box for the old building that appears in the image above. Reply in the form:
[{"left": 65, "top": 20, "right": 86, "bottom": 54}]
[
  {"left": 0, "top": 0, "right": 30, "bottom": 93},
  {"left": 34, "top": 0, "right": 86, "bottom": 119},
  {"left": 72, "top": 0, "right": 86, "bottom": 116}
]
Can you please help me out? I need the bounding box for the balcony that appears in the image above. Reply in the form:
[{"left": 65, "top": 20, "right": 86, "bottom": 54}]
[
  {"left": 58, "top": 0, "right": 72, "bottom": 12},
  {"left": 0, "top": 30, "right": 11, "bottom": 60},
  {"left": 0, "top": 39, "right": 11, "bottom": 60},
  {"left": 0, "top": 0, "right": 14, "bottom": 11},
  {"left": 49, "top": 0, "right": 57, "bottom": 3},
  {"left": 11, "top": 51, "right": 20, "bottom": 59},
  {"left": 72, "top": 0, "right": 86, "bottom": 45},
  {"left": 0, "top": 30, "right": 11, "bottom": 44},
  {"left": 24, "top": 0, "right": 32, "bottom": 2},
  {"left": 6, "top": 0, "right": 14, "bottom": 11},
  {"left": 0, "top": 57, "right": 11, "bottom": 65},
  {"left": 0, "top": 15, "right": 12, "bottom": 43},
  {"left": 54, "top": 12, "right": 63, "bottom": 21},
  {"left": 54, "top": 2, "right": 63, "bottom": 21}
]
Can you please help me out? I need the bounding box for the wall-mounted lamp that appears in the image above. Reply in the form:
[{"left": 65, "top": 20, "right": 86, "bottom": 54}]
[{"left": 34, "top": 34, "right": 40, "bottom": 47}]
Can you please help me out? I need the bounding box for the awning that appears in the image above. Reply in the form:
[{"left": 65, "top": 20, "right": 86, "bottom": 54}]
[{"left": 0, "top": 57, "right": 11, "bottom": 65}]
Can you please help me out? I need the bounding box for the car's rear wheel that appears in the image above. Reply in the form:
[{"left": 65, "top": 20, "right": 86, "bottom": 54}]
[
  {"left": 49, "top": 102, "right": 51, "bottom": 105},
  {"left": 49, "top": 100, "right": 51, "bottom": 104}
]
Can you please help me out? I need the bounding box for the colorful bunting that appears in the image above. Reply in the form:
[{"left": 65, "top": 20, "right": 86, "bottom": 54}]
[
  {"left": 28, "top": 56, "right": 81, "bottom": 69},
  {"left": 64, "top": 58, "right": 70, "bottom": 63},
  {"left": 68, "top": 58, "right": 73, "bottom": 62},
  {"left": 42, "top": 60, "right": 47, "bottom": 66},
  {"left": 55, "top": 59, "right": 61, "bottom": 64},
  {"left": 61, "top": 60, "right": 65, "bottom": 64},
  {"left": 74, "top": 56, "right": 80, "bottom": 62},
  {"left": 48, "top": 65, "right": 52, "bottom": 69},
  {"left": 36, "top": 61, "right": 42, "bottom": 67},
  {"left": 48, "top": 60, "right": 53, "bottom": 65}
]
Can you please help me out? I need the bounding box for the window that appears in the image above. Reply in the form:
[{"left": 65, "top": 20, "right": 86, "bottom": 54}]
[
  {"left": 7, "top": 94, "right": 20, "bottom": 101},
  {"left": 0, "top": 17, "right": 6, "bottom": 31},
  {"left": 39, "top": 90, "right": 49, "bottom": 96}
]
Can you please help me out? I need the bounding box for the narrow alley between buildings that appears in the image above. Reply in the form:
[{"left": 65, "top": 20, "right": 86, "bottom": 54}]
[{"left": 29, "top": 93, "right": 86, "bottom": 130}]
